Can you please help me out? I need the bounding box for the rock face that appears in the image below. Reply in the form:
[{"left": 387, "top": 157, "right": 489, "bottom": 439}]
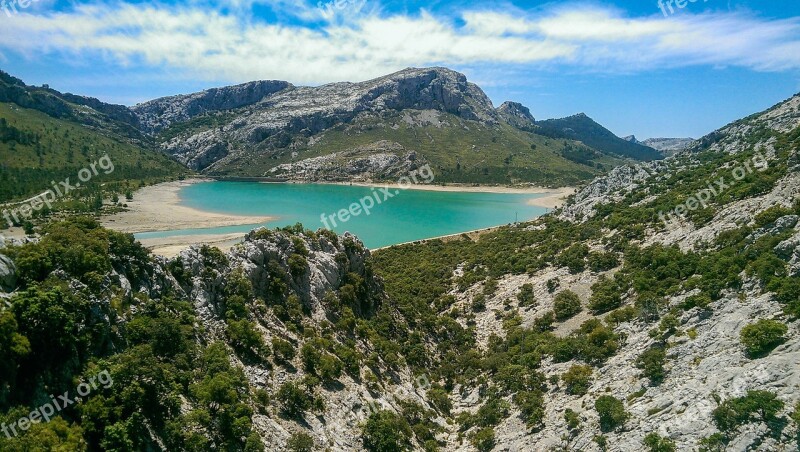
[
  {"left": 132, "top": 80, "right": 292, "bottom": 133},
  {"left": 133, "top": 67, "right": 501, "bottom": 171},
  {"left": 0, "top": 254, "right": 16, "bottom": 292},
  {"left": 497, "top": 101, "right": 535, "bottom": 129}
]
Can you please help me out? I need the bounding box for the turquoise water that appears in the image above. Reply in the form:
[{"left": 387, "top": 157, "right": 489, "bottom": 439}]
[{"left": 135, "top": 182, "right": 550, "bottom": 249}]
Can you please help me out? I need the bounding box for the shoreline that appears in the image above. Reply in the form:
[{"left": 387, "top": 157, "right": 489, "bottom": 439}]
[
  {"left": 284, "top": 180, "right": 575, "bottom": 209},
  {"left": 100, "top": 178, "right": 574, "bottom": 257}
]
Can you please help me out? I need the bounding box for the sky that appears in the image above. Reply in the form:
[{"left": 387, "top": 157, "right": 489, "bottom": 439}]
[{"left": 0, "top": 0, "right": 799, "bottom": 139}]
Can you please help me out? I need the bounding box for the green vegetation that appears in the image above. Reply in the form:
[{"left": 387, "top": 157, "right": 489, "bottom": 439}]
[
  {"left": 553, "top": 290, "right": 583, "bottom": 320},
  {"left": 561, "top": 364, "right": 593, "bottom": 396},
  {"left": 712, "top": 390, "right": 784, "bottom": 433},
  {"left": 595, "top": 396, "right": 629, "bottom": 432},
  {"left": 213, "top": 110, "right": 616, "bottom": 185},
  {"left": 643, "top": 432, "right": 677, "bottom": 452},
  {"left": 362, "top": 410, "right": 412, "bottom": 452},
  {"left": 740, "top": 319, "right": 788, "bottom": 358},
  {"left": 636, "top": 346, "right": 667, "bottom": 384}
]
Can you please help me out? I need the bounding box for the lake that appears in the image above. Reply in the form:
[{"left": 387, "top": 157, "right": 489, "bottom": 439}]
[{"left": 135, "top": 182, "right": 550, "bottom": 249}]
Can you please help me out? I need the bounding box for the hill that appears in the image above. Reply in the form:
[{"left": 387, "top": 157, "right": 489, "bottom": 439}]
[
  {"left": 0, "top": 91, "right": 797, "bottom": 450},
  {"left": 538, "top": 113, "right": 663, "bottom": 161}
]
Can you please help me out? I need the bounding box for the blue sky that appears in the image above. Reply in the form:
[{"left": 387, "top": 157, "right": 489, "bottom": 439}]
[{"left": 0, "top": 0, "right": 799, "bottom": 138}]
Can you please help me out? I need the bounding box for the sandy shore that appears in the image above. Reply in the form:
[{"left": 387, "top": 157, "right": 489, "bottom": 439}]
[
  {"left": 100, "top": 179, "right": 273, "bottom": 257},
  {"left": 101, "top": 179, "right": 274, "bottom": 234}
]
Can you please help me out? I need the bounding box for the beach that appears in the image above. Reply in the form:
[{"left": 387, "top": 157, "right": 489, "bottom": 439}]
[
  {"left": 101, "top": 179, "right": 575, "bottom": 258},
  {"left": 100, "top": 179, "right": 273, "bottom": 257}
]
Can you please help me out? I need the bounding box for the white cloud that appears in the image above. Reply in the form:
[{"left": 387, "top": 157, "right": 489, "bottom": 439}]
[{"left": 0, "top": 2, "right": 798, "bottom": 85}]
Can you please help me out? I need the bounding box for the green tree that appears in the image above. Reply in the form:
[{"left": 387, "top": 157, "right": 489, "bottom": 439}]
[
  {"left": 562, "top": 364, "right": 593, "bottom": 396},
  {"left": 361, "top": 410, "right": 412, "bottom": 452},
  {"left": 636, "top": 346, "right": 667, "bottom": 384},
  {"left": 554, "top": 290, "right": 583, "bottom": 321},
  {"left": 644, "top": 432, "right": 676, "bottom": 452},
  {"left": 286, "top": 432, "right": 314, "bottom": 452},
  {"left": 595, "top": 395, "right": 629, "bottom": 432},
  {"left": 740, "top": 319, "right": 787, "bottom": 358}
]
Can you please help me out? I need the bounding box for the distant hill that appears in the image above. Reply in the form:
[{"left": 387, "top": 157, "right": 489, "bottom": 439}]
[
  {"left": 537, "top": 113, "right": 663, "bottom": 161},
  {"left": 0, "top": 71, "right": 190, "bottom": 204}
]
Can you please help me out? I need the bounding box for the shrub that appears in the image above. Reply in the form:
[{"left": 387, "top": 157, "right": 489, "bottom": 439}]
[
  {"left": 643, "top": 432, "right": 676, "bottom": 452},
  {"left": 470, "top": 427, "right": 495, "bottom": 452},
  {"left": 516, "top": 283, "right": 536, "bottom": 307},
  {"left": 564, "top": 409, "right": 581, "bottom": 430},
  {"left": 740, "top": 319, "right": 787, "bottom": 357},
  {"left": 272, "top": 338, "right": 296, "bottom": 363},
  {"left": 513, "top": 390, "right": 545, "bottom": 430},
  {"left": 276, "top": 381, "right": 313, "bottom": 418},
  {"left": 533, "top": 311, "right": 555, "bottom": 332},
  {"left": 561, "top": 364, "right": 593, "bottom": 396},
  {"left": 362, "top": 410, "right": 412, "bottom": 452},
  {"left": 588, "top": 251, "right": 619, "bottom": 272},
  {"left": 712, "top": 390, "right": 784, "bottom": 432},
  {"left": 589, "top": 276, "right": 624, "bottom": 314},
  {"left": 427, "top": 386, "right": 452, "bottom": 415},
  {"left": 636, "top": 346, "right": 667, "bottom": 384},
  {"left": 286, "top": 432, "right": 314, "bottom": 452},
  {"left": 554, "top": 290, "right": 583, "bottom": 321},
  {"left": 595, "top": 395, "right": 629, "bottom": 432}
]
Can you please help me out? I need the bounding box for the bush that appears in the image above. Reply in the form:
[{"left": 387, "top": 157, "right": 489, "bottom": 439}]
[
  {"left": 643, "top": 432, "right": 676, "bottom": 452},
  {"left": 554, "top": 290, "right": 583, "bottom": 321},
  {"left": 636, "top": 346, "right": 667, "bottom": 384},
  {"left": 470, "top": 427, "right": 495, "bottom": 452},
  {"left": 595, "top": 395, "right": 629, "bottom": 432},
  {"left": 513, "top": 390, "right": 545, "bottom": 430},
  {"left": 516, "top": 283, "right": 536, "bottom": 307},
  {"left": 272, "top": 338, "right": 296, "bottom": 363},
  {"left": 286, "top": 432, "right": 314, "bottom": 452},
  {"left": 588, "top": 251, "right": 619, "bottom": 272},
  {"left": 276, "top": 381, "right": 314, "bottom": 418},
  {"left": 589, "top": 276, "right": 624, "bottom": 314},
  {"left": 562, "top": 364, "right": 593, "bottom": 396},
  {"left": 740, "top": 319, "right": 787, "bottom": 357},
  {"left": 712, "top": 390, "right": 784, "bottom": 432},
  {"left": 362, "top": 410, "right": 412, "bottom": 452}
]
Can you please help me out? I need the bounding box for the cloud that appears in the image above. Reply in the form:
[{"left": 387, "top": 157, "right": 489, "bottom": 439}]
[{"left": 0, "top": 1, "right": 798, "bottom": 85}]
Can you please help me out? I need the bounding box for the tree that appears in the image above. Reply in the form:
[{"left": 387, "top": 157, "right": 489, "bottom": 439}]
[
  {"left": 740, "top": 319, "right": 787, "bottom": 358},
  {"left": 276, "top": 381, "right": 313, "bottom": 418},
  {"left": 470, "top": 427, "right": 495, "bottom": 452},
  {"left": 636, "top": 346, "right": 667, "bottom": 384},
  {"left": 272, "top": 338, "right": 296, "bottom": 363},
  {"left": 595, "top": 396, "right": 629, "bottom": 432},
  {"left": 712, "top": 390, "right": 784, "bottom": 432},
  {"left": 286, "top": 432, "right": 314, "bottom": 452},
  {"left": 644, "top": 432, "right": 676, "bottom": 452},
  {"left": 361, "top": 410, "right": 412, "bottom": 451},
  {"left": 554, "top": 290, "right": 582, "bottom": 321},
  {"left": 562, "top": 364, "right": 593, "bottom": 396}
]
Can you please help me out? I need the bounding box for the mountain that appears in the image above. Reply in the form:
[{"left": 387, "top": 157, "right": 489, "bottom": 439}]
[
  {"left": 0, "top": 71, "right": 190, "bottom": 206},
  {"left": 130, "top": 68, "right": 651, "bottom": 185},
  {"left": 641, "top": 137, "right": 695, "bottom": 154},
  {"left": 537, "top": 113, "right": 663, "bottom": 161},
  {"left": 0, "top": 88, "right": 798, "bottom": 450}
]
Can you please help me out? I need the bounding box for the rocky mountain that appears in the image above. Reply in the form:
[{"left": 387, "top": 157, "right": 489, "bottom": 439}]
[
  {"left": 127, "top": 67, "right": 652, "bottom": 185},
  {"left": 624, "top": 135, "right": 697, "bottom": 157}
]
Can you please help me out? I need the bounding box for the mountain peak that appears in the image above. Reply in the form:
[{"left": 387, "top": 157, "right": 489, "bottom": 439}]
[{"left": 498, "top": 101, "right": 535, "bottom": 129}]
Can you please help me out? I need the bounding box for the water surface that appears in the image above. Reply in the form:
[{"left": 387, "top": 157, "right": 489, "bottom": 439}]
[{"left": 136, "top": 182, "right": 550, "bottom": 249}]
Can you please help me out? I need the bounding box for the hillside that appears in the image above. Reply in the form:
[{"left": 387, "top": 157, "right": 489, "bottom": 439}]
[
  {"left": 0, "top": 90, "right": 797, "bottom": 451},
  {"left": 538, "top": 114, "right": 663, "bottom": 161},
  {"left": 0, "top": 71, "right": 191, "bottom": 226},
  {"left": 132, "top": 68, "right": 648, "bottom": 185}
]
